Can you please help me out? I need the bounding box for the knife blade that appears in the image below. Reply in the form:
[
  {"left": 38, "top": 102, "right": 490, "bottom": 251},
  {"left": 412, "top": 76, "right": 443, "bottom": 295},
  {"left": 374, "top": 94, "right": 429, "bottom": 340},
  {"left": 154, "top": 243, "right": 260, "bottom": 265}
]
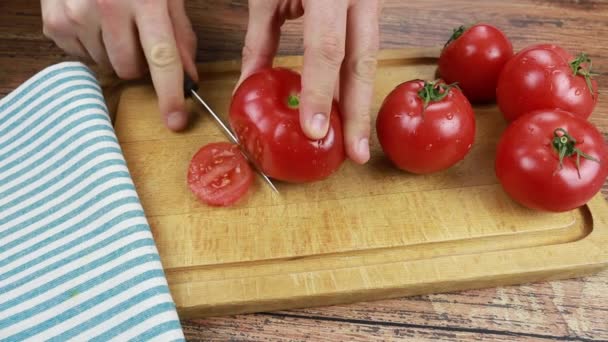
[{"left": 183, "top": 74, "right": 279, "bottom": 194}]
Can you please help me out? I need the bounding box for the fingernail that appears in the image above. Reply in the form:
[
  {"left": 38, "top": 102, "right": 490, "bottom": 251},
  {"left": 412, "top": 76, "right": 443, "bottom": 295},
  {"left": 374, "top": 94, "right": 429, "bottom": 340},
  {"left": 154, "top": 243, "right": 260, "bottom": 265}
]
[
  {"left": 309, "top": 113, "right": 328, "bottom": 138},
  {"left": 167, "top": 111, "right": 188, "bottom": 131},
  {"left": 357, "top": 138, "right": 370, "bottom": 163}
]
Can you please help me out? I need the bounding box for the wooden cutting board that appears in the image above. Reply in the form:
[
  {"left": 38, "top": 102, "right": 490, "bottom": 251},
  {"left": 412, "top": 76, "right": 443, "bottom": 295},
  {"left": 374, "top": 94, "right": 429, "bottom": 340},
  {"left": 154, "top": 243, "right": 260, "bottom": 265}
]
[{"left": 112, "top": 47, "right": 608, "bottom": 318}]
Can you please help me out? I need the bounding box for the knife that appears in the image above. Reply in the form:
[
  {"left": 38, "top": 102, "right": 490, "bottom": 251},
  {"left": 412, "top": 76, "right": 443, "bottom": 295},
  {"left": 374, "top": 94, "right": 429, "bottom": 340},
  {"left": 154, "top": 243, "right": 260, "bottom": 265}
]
[{"left": 183, "top": 74, "right": 280, "bottom": 194}]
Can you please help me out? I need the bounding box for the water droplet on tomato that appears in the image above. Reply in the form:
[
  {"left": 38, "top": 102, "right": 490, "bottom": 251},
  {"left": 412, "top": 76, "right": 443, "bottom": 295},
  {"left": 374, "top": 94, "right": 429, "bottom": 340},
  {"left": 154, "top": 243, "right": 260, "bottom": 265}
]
[
  {"left": 446, "top": 113, "right": 454, "bottom": 120},
  {"left": 528, "top": 126, "right": 535, "bottom": 133},
  {"left": 425, "top": 144, "right": 433, "bottom": 151},
  {"left": 467, "top": 144, "right": 472, "bottom": 150},
  {"left": 575, "top": 88, "right": 582, "bottom": 96},
  {"left": 408, "top": 112, "right": 415, "bottom": 117}
]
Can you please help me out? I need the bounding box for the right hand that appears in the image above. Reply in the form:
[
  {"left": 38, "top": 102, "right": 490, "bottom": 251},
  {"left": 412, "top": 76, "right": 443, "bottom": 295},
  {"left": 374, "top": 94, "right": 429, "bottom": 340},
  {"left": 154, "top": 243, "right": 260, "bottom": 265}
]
[{"left": 41, "top": 0, "right": 198, "bottom": 131}]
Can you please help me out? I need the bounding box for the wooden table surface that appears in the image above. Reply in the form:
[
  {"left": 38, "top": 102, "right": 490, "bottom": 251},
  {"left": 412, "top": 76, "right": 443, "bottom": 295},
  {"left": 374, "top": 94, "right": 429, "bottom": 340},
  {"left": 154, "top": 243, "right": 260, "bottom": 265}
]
[{"left": 1, "top": 0, "right": 607, "bottom": 341}]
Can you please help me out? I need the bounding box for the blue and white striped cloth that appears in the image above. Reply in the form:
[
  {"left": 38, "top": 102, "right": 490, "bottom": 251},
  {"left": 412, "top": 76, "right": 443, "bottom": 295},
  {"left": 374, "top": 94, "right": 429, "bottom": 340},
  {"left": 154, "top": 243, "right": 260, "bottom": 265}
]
[{"left": 0, "top": 62, "right": 184, "bottom": 341}]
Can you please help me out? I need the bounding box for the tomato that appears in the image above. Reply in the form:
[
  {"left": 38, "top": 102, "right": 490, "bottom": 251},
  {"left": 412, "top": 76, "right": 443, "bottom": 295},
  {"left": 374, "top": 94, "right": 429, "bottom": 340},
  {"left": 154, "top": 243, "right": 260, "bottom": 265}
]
[
  {"left": 376, "top": 80, "right": 476, "bottom": 174},
  {"left": 438, "top": 24, "right": 513, "bottom": 103},
  {"left": 495, "top": 109, "right": 608, "bottom": 212},
  {"left": 229, "top": 67, "right": 345, "bottom": 183},
  {"left": 497, "top": 44, "right": 598, "bottom": 122},
  {"left": 187, "top": 142, "right": 253, "bottom": 206}
]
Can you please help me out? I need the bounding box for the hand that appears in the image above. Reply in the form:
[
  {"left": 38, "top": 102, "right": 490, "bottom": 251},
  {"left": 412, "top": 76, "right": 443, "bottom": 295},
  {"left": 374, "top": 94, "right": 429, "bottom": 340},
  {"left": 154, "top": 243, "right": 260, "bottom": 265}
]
[
  {"left": 238, "top": 0, "right": 382, "bottom": 164},
  {"left": 41, "top": 0, "right": 198, "bottom": 131}
]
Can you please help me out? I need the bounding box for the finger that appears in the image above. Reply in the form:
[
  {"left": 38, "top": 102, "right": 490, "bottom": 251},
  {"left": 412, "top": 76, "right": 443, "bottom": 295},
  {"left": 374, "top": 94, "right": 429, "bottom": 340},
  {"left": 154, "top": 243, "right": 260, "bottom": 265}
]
[
  {"left": 134, "top": 1, "right": 188, "bottom": 131},
  {"left": 99, "top": 0, "right": 147, "bottom": 79},
  {"left": 41, "top": 0, "right": 72, "bottom": 40},
  {"left": 300, "top": 0, "right": 348, "bottom": 140},
  {"left": 168, "top": 0, "right": 199, "bottom": 81},
  {"left": 41, "top": 0, "right": 87, "bottom": 58},
  {"left": 236, "top": 0, "right": 281, "bottom": 88},
  {"left": 77, "top": 18, "right": 112, "bottom": 68},
  {"left": 79, "top": 32, "right": 111, "bottom": 69},
  {"left": 58, "top": 0, "right": 112, "bottom": 68},
  {"left": 56, "top": 37, "right": 90, "bottom": 59},
  {"left": 340, "top": 1, "right": 380, "bottom": 164}
]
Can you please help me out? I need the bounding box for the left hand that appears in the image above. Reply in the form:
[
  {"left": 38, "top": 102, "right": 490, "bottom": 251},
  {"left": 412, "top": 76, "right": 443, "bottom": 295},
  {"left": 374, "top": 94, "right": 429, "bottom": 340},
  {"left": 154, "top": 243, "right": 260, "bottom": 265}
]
[{"left": 238, "top": 0, "right": 382, "bottom": 164}]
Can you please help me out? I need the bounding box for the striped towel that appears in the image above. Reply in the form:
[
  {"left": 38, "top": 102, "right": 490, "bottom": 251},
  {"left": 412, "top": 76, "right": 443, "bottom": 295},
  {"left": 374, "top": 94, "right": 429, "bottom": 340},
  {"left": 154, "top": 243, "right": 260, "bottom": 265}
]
[{"left": 0, "top": 62, "right": 184, "bottom": 341}]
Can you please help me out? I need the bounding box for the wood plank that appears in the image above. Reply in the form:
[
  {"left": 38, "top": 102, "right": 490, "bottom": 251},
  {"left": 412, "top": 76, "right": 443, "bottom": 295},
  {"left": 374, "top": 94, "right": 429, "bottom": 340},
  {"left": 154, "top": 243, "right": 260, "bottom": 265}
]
[{"left": 184, "top": 269, "right": 608, "bottom": 341}]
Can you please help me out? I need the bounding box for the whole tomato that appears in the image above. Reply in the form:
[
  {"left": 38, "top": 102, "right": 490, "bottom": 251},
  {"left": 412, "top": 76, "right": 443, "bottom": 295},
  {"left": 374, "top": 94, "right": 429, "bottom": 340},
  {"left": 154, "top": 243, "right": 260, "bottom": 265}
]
[
  {"left": 376, "top": 80, "right": 476, "bottom": 174},
  {"left": 497, "top": 44, "right": 598, "bottom": 122},
  {"left": 229, "top": 68, "right": 345, "bottom": 183},
  {"left": 439, "top": 24, "right": 513, "bottom": 103},
  {"left": 496, "top": 109, "right": 608, "bottom": 212}
]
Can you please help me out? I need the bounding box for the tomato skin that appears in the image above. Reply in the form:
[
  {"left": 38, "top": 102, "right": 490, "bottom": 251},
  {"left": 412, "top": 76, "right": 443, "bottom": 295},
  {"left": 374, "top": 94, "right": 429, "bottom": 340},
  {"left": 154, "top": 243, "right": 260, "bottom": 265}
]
[
  {"left": 376, "top": 80, "right": 476, "bottom": 174},
  {"left": 496, "top": 44, "right": 598, "bottom": 122},
  {"left": 229, "top": 68, "right": 345, "bottom": 183},
  {"left": 495, "top": 109, "right": 608, "bottom": 212},
  {"left": 439, "top": 24, "right": 513, "bottom": 103},
  {"left": 187, "top": 142, "right": 253, "bottom": 207}
]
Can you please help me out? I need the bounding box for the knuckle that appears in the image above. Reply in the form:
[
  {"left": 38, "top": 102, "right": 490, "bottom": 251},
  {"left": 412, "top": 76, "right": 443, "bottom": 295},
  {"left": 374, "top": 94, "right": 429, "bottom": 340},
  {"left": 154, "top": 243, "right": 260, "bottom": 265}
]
[
  {"left": 302, "top": 87, "right": 333, "bottom": 106},
  {"left": 42, "top": 13, "right": 69, "bottom": 37},
  {"left": 64, "top": 0, "right": 87, "bottom": 26},
  {"left": 241, "top": 44, "right": 271, "bottom": 64},
  {"left": 241, "top": 44, "right": 254, "bottom": 62},
  {"left": 356, "top": 111, "right": 372, "bottom": 126},
  {"left": 306, "top": 32, "right": 345, "bottom": 67},
  {"left": 148, "top": 42, "right": 179, "bottom": 69},
  {"left": 351, "top": 54, "right": 378, "bottom": 84}
]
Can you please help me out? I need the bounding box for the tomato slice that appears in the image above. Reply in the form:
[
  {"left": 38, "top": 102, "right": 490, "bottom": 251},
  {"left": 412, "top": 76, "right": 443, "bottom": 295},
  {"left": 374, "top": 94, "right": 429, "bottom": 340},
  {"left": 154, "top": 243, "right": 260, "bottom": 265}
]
[{"left": 187, "top": 142, "right": 253, "bottom": 206}]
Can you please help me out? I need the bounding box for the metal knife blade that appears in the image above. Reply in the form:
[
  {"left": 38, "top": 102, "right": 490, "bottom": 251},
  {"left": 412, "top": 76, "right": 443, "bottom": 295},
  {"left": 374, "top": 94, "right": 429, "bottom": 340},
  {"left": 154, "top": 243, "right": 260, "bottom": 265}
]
[{"left": 184, "top": 75, "right": 279, "bottom": 194}]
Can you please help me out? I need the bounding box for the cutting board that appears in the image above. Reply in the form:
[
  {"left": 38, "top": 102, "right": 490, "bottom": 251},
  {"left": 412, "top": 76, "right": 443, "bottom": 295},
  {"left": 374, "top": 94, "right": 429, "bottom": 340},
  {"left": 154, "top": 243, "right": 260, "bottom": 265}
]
[{"left": 112, "top": 47, "right": 608, "bottom": 318}]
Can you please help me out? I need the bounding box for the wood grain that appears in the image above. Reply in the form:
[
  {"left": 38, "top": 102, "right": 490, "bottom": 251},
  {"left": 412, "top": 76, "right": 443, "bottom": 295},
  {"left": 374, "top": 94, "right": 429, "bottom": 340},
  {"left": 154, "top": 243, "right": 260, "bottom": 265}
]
[{"left": 2, "top": 0, "right": 608, "bottom": 341}]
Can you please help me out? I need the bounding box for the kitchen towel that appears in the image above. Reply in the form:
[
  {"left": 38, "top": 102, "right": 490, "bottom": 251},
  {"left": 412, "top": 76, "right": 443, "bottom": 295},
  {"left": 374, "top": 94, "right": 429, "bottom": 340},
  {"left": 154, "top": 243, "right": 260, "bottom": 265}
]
[{"left": 0, "top": 62, "right": 184, "bottom": 341}]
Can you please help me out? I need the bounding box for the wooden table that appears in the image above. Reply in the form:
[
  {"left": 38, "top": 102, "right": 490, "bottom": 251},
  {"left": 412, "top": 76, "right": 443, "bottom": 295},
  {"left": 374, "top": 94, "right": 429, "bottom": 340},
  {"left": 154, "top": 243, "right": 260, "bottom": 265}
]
[{"left": 1, "top": 1, "right": 607, "bottom": 340}]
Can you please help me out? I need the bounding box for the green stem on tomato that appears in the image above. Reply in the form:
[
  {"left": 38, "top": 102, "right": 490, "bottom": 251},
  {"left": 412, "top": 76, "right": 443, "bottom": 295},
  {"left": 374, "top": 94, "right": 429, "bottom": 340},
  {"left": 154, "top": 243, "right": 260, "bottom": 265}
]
[
  {"left": 569, "top": 53, "right": 597, "bottom": 99},
  {"left": 417, "top": 81, "right": 458, "bottom": 113},
  {"left": 287, "top": 94, "right": 300, "bottom": 109},
  {"left": 552, "top": 128, "right": 599, "bottom": 178},
  {"left": 444, "top": 25, "right": 467, "bottom": 47}
]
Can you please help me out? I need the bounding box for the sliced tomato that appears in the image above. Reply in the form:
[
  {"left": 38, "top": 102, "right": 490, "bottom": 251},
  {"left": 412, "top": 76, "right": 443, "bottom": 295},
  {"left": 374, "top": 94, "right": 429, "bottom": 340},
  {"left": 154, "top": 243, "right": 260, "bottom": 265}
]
[{"left": 187, "top": 142, "right": 253, "bottom": 206}]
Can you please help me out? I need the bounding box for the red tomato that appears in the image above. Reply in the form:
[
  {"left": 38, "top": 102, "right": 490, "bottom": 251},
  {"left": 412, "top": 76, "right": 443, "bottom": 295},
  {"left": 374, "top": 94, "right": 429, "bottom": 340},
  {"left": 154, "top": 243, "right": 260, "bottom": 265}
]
[
  {"left": 376, "top": 80, "right": 476, "bottom": 174},
  {"left": 496, "top": 109, "right": 608, "bottom": 212},
  {"left": 187, "top": 142, "right": 253, "bottom": 206},
  {"left": 439, "top": 24, "right": 513, "bottom": 103},
  {"left": 229, "top": 68, "right": 345, "bottom": 183},
  {"left": 497, "top": 44, "right": 598, "bottom": 122}
]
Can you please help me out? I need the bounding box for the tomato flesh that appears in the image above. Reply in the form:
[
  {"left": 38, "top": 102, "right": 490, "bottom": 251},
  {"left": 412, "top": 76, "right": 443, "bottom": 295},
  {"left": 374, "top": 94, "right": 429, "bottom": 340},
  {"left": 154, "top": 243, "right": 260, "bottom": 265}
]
[
  {"left": 439, "top": 24, "right": 513, "bottom": 103},
  {"left": 495, "top": 109, "right": 608, "bottom": 212},
  {"left": 187, "top": 142, "right": 253, "bottom": 206},
  {"left": 229, "top": 67, "right": 345, "bottom": 183},
  {"left": 376, "top": 80, "right": 476, "bottom": 174},
  {"left": 496, "top": 44, "right": 598, "bottom": 122}
]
